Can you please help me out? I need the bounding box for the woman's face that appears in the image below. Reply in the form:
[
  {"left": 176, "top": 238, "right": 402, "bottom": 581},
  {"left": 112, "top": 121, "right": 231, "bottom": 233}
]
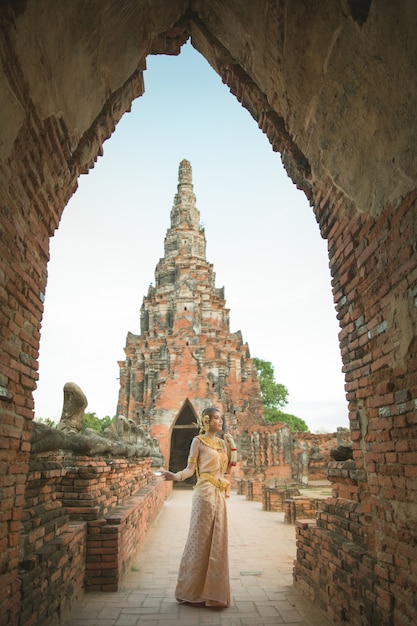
[{"left": 209, "top": 411, "right": 223, "bottom": 433}]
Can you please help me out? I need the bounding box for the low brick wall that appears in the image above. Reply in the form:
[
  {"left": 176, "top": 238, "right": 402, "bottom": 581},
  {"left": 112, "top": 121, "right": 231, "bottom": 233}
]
[
  {"left": 86, "top": 483, "right": 165, "bottom": 591},
  {"left": 293, "top": 460, "right": 388, "bottom": 624},
  {"left": 236, "top": 479, "right": 249, "bottom": 496},
  {"left": 294, "top": 517, "right": 377, "bottom": 623},
  {"left": 284, "top": 497, "right": 321, "bottom": 523},
  {"left": 262, "top": 486, "right": 300, "bottom": 512},
  {"left": 19, "top": 460, "right": 87, "bottom": 626},
  {"left": 19, "top": 455, "right": 166, "bottom": 626},
  {"left": 61, "top": 456, "right": 152, "bottom": 520},
  {"left": 245, "top": 478, "right": 263, "bottom": 502}
]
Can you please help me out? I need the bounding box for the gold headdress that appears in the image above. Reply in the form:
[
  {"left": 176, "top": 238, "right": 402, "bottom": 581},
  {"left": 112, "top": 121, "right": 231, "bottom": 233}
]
[
  {"left": 195, "top": 406, "right": 217, "bottom": 434},
  {"left": 194, "top": 407, "right": 238, "bottom": 466}
]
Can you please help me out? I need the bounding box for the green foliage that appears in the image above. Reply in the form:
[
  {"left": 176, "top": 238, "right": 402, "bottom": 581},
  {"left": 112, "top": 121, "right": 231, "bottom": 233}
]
[
  {"left": 81, "top": 412, "right": 114, "bottom": 433},
  {"left": 35, "top": 413, "right": 115, "bottom": 432},
  {"left": 253, "top": 358, "right": 288, "bottom": 410},
  {"left": 254, "top": 357, "right": 309, "bottom": 432},
  {"left": 280, "top": 413, "right": 308, "bottom": 431},
  {"left": 264, "top": 408, "right": 309, "bottom": 431},
  {"left": 34, "top": 416, "right": 57, "bottom": 428}
]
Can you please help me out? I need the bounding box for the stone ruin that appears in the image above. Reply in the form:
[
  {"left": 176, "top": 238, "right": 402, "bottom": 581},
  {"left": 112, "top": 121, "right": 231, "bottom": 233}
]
[
  {"left": 19, "top": 382, "right": 167, "bottom": 624},
  {"left": 237, "top": 422, "right": 351, "bottom": 484},
  {"left": 31, "top": 381, "right": 164, "bottom": 466},
  {"left": 2, "top": 3, "right": 417, "bottom": 625}
]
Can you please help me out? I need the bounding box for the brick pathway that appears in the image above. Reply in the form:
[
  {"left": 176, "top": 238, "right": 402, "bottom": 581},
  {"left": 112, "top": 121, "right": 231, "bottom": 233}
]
[{"left": 63, "top": 488, "right": 331, "bottom": 626}]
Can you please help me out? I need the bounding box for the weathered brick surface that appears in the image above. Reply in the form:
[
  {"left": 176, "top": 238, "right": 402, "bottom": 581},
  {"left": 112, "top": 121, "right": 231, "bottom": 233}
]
[
  {"left": 284, "top": 498, "right": 323, "bottom": 524},
  {"left": 238, "top": 424, "right": 341, "bottom": 482},
  {"left": 60, "top": 457, "right": 152, "bottom": 519},
  {"left": 85, "top": 482, "right": 165, "bottom": 591},
  {"left": 0, "top": 15, "right": 147, "bottom": 620},
  {"left": 236, "top": 479, "right": 249, "bottom": 497},
  {"left": 0, "top": 5, "right": 417, "bottom": 625},
  {"left": 262, "top": 486, "right": 300, "bottom": 512},
  {"left": 245, "top": 478, "right": 263, "bottom": 502},
  {"left": 117, "top": 160, "right": 265, "bottom": 468},
  {"left": 19, "top": 460, "right": 85, "bottom": 626},
  {"left": 18, "top": 455, "right": 165, "bottom": 624},
  {"left": 292, "top": 188, "right": 417, "bottom": 625}
]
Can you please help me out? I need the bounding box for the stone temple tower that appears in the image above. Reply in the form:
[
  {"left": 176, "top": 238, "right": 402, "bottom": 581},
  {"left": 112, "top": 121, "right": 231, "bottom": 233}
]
[{"left": 117, "top": 159, "right": 265, "bottom": 473}]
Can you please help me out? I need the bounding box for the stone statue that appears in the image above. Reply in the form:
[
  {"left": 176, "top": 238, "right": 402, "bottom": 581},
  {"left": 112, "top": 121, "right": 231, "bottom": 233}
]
[
  {"left": 57, "top": 382, "right": 87, "bottom": 433},
  {"left": 330, "top": 445, "right": 354, "bottom": 461},
  {"left": 30, "top": 382, "right": 164, "bottom": 464},
  {"left": 310, "top": 445, "right": 323, "bottom": 460}
]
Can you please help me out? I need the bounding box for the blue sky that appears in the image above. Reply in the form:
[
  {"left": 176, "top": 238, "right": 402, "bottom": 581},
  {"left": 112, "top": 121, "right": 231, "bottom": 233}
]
[{"left": 34, "top": 42, "right": 348, "bottom": 433}]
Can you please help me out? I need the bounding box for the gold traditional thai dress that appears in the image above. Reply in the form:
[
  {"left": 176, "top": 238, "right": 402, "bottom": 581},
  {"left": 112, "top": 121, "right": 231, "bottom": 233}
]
[{"left": 175, "top": 434, "right": 231, "bottom": 607}]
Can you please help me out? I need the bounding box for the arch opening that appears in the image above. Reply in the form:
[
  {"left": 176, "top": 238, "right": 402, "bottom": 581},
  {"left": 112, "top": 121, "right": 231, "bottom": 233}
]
[
  {"left": 34, "top": 42, "right": 347, "bottom": 435},
  {"left": 1, "top": 4, "right": 417, "bottom": 625},
  {"left": 169, "top": 399, "right": 199, "bottom": 485}
]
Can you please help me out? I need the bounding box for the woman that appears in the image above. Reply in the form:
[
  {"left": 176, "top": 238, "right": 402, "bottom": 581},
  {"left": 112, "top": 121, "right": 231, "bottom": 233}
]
[{"left": 161, "top": 406, "right": 237, "bottom": 607}]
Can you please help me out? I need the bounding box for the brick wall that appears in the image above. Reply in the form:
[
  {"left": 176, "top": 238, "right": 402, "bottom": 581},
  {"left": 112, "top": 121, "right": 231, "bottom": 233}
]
[
  {"left": 236, "top": 479, "right": 249, "bottom": 496},
  {"left": 245, "top": 478, "right": 263, "bottom": 502},
  {"left": 284, "top": 498, "right": 323, "bottom": 524},
  {"left": 19, "top": 459, "right": 85, "bottom": 626},
  {"left": 294, "top": 462, "right": 378, "bottom": 625},
  {"left": 0, "top": 114, "right": 65, "bottom": 624},
  {"left": 238, "top": 425, "right": 338, "bottom": 483},
  {"left": 292, "top": 182, "right": 417, "bottom": 625},
  {"left": 0, "top": 6, "right": 416, "bottom": 625},
  {"left": 17, "top": 455, "right": 165, "bottom": 626},
  {"left": 0, "top": 25, "right": 146, "bottom": 621},
  {"left": 262, "top": 486, "right": 301, "bottom": 512},
  {"left": 86, "top": 484, "right": 165, "bottom": 591}
]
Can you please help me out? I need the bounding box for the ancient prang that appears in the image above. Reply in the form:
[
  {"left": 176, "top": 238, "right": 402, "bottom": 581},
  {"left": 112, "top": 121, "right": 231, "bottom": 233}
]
[
  {"left": 117, "top": 159, "right": 266, "bottom": 474},
  {"left": 4, "top": 5, "right": 416, "bottom": 624},
  {"left": 116, "top": 160, "right": 342, "bottom": 480}
]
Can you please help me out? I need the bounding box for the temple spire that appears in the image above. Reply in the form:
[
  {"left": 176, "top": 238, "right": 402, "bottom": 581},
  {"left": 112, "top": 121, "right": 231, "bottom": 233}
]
[
  {"left": 178, "top": 158, "right": 192, "bottom": 186},
  {"left": 170, "top": 159, "right": 200, "bottom": 231},
  {"left": 164, "top": 159, "right": 206, "bottom": 260}
]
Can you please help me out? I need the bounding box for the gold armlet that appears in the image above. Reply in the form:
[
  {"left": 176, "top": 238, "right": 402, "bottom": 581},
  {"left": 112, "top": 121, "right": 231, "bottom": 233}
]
[{"left": 188, "top": 456, "right": 197, "bottom": 464}]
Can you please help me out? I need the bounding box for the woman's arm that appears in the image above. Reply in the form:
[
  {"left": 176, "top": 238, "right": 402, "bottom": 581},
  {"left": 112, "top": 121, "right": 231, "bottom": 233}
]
[{"left": 161, "top": 437, "right": 200, "bottom": 482}]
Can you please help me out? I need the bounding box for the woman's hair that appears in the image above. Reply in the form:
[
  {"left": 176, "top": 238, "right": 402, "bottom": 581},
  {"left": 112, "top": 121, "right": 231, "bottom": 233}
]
[
  {"left": 201, "top": 406, "right": 218, "bottom": 418},
  {"left": 199, "top": 406, "right": 219, "bottom": 433}
]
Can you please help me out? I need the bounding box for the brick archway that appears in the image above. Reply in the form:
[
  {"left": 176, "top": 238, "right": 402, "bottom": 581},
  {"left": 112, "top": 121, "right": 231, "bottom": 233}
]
[
  {"left": 169, "top": 400, "right": 198, "bottom": 485},
  {"left": 1, "top": 3, "right": 417, "bottom": 625}
]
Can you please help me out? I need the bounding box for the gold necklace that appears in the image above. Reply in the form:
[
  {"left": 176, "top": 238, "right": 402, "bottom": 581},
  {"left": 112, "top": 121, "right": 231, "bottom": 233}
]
[
  {"left": 198, "top": 435, "right": 228, "bottom": 473},
  {"left": 198, "top": 434, "right": 223, "bottom": 450}
]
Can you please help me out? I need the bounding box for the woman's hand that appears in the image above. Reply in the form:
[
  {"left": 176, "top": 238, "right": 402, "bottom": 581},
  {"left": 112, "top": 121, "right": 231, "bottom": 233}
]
[{"left": 161, "top": 470, "right": 178, "bottom": 481}]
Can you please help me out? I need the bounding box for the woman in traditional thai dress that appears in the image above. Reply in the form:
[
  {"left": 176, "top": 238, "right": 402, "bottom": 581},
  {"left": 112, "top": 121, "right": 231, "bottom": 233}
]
[{"left": 161, "top": 406, "right": 237, "bottom": 607}]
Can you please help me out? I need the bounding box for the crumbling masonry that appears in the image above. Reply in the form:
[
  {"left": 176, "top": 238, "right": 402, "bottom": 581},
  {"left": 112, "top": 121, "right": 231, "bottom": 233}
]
[
  {"left": 117, "top": 159, "right": 266, "bottom": 471},
  {"left": 1, "top": 3, "right": 417, "bottom": 625}
]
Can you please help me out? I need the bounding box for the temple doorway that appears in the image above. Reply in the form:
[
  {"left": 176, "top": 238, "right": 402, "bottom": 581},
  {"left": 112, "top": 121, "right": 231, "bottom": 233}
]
[{"left": 169, "top": 401, "right": 199, "bottom": 486}]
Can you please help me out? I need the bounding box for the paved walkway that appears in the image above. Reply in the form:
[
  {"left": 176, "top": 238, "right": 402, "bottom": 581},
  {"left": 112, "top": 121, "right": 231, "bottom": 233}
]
[{"left": 63, "top": 488, "right": 331, "bottom": 626}]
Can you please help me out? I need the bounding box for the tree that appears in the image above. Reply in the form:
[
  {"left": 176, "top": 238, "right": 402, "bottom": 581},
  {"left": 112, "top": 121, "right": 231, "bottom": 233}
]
[
  {"left": 254, "top": 358, "right": 289, "bottom": 411},
  {"left": 270, "top": 410, "right": 309, "bottom": 432},
  {"left": 81, "top": 412, "right": 114, "bottom": 434},
  {"left": 34, "top": 416, "right": 57, "bottom": 428},
  {"left": 254, "top": 357, "right": 309, "bottom": 432}
]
